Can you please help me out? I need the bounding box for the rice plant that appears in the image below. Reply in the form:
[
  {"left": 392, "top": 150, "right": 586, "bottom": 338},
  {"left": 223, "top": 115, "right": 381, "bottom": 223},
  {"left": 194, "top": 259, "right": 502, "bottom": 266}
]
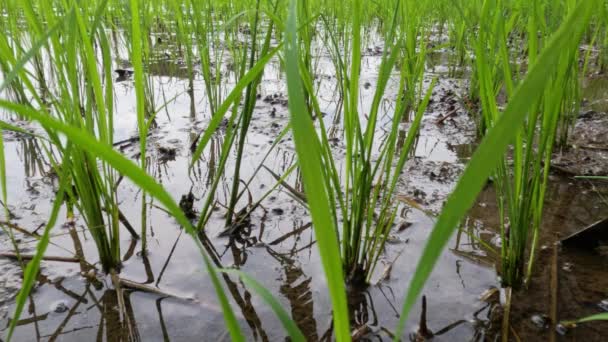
[
  {"left": 0, "top": 2, "right": 127, "bottom": 272},
  {"left": 471, "top": 0, "right": 594, "bottom": 288},
  {"left": 281, "top": 0, "right": 440, "bottom": 293},
  {"left": 0, "top": 2, "right": 298, "bottom": 341},
  {"left": 395, "top": 1, "right": 598, "bottom": 336}
]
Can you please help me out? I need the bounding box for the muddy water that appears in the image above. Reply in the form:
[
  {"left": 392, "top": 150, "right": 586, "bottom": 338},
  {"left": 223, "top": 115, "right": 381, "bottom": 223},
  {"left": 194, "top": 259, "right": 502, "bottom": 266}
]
[{"left": 0, "top": 40, "right": 607, "bottom": 342}]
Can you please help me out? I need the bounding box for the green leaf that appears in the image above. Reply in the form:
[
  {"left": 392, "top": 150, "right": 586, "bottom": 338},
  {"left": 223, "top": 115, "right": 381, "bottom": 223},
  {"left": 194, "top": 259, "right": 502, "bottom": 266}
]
[
  {"left": 284, "top": 1, "right": 350, "bottom": 341},
  {"left": 129, "top": 0, "right": 147, "bottom": 162},
  {"left": 577, "top": 313, "right": 608, "bottom": 323}
]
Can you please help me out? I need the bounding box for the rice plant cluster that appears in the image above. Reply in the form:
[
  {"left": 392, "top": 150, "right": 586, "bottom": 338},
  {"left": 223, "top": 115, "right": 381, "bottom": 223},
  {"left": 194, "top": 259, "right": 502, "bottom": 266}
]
[{"left": 0, "top": 0, "right": 606, "bottom": 340}]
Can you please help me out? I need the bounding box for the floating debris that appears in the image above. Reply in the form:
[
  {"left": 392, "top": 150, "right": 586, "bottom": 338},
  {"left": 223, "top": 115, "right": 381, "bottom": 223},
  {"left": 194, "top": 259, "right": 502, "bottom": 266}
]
[
  {"left": 530, "top": 314, "right": 550, "bottom": 329},
  {"left": 599, "top": 299, "right": 608, "bottom": 311},
  {"left": 50, "top": 300, "right": 69, "bottom": 314},
  {"left": 271, "top": 207, "right": 284, "bottom": 215},
  {"left": 479, "top": 287, "right": 499, "bottom": 303},
  {"left": 179, "top": 192, "right": 196, "bottom": 219},
  {"left": 157, "top": 145, "right": 177, "bottom": 162},
  {"left": 114, "top": 68, "right": 134, "bottom": 81},
  {"left": 556, "top": 323, "right": 569, "bottom": 335},
  {"left": 397, "top": 221, "right": 413, "bottom": 231}
]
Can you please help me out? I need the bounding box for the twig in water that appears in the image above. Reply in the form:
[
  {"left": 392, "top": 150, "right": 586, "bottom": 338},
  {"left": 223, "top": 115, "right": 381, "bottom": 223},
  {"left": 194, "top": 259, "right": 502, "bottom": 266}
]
[
  {"left": 0, "top": 252, "right": 80, "bottom": 263},
  {"left": 416, "top": 295, "right": 434, "bottom": 340},
  {"left": 550, "top": 243, "right": 559, "bottom": 342},
  {"left": 269, "top": 222, "right": 312, "bottom": 245},
  {"left": 435, "top": 108, "right": 458, "bottom": 125}
]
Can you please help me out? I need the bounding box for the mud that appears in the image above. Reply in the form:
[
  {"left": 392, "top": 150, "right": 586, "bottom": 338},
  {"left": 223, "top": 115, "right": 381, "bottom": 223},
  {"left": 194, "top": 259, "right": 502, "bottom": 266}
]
[
  {"left": 554, "top": 109, "right": 608, "bottom": 176},
  {"left": 467, "top": 173, "right": 608, "bottom": 341}
]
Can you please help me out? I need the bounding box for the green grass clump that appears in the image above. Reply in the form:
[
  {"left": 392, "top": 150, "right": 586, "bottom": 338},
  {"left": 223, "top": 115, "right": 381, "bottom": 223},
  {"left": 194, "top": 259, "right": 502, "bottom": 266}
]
[
  {"left": 288, "top": 0, "right": 436, "bottom": 288},
  {"left": 469, "top": 0, "right": 595, "bottom": 287}
]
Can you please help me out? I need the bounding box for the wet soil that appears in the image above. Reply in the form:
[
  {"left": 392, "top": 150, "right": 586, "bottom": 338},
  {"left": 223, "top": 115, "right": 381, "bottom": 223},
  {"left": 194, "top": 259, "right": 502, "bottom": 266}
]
[
  {"left": 0, "top": 37, "right": 607, "bottom": 341},
  {"left": 552, "top": 74, "right": 608, "bottom": 176},
  {"left": 468, "top": 173, "right": 608, "bottom": 341}
]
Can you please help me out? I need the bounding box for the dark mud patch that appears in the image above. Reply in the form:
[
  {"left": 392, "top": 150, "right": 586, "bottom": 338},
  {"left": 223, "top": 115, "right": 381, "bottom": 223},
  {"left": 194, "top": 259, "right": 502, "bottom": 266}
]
[
  {"left": 399, "top": 160, "right": 464, "bottom": 212},
  {"left": 554, "top": 110, "right": 608, "bottom": 175}
]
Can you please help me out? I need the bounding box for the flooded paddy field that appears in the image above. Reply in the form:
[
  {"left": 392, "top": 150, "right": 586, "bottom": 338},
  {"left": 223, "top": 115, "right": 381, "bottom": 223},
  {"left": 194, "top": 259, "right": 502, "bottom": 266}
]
[{"left": 1, "top": 1, "right": 608, "bottom": 341}]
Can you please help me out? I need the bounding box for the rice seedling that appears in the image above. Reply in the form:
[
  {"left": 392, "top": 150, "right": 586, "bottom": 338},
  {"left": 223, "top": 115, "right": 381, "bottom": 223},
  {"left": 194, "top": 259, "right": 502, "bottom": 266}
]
[
  {"left": 0, "top": 5, "right": 292, "bottom": 342},
  {"left": 189, "top": 0, "right": 283, "bottom": 234},
  {"left": 0, "top": 2, "right": 127, "bottom": 272},
  {"left": 0, "top": 55, "right": 305, "bottom": 342},
  {"left": 286, "top": 0, "right": 438, "bottom": 291},
  {"left": 469, "top": 0, "right": 596, "bottom": 288}
]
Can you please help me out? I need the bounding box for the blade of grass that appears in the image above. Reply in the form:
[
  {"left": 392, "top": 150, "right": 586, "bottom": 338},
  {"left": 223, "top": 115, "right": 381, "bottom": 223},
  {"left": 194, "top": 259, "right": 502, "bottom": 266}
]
[
  {"left": 284, "top": 1, "right": 350, "bottom": 340},
  {"left": 221, "top": 269, "right": 306, "bottom": 342},
  {"left": 576, "top": 313, "right": 608, "bottom": 323},
  {"left": 0, "top": 131, "right": 6, "bottom": 216},
  {"left": 130, "top": 0, "right": 149, "bottom": 253}
]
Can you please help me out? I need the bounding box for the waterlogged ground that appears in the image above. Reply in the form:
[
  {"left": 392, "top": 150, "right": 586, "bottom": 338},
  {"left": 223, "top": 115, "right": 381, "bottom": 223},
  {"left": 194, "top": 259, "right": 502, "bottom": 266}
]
[{"left": 0, "top": 34, "right": 607, "bottom": 341}]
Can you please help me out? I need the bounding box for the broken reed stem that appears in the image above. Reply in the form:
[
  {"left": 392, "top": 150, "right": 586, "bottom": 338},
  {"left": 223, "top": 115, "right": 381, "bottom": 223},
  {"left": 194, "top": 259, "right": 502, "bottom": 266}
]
[
  {"left": 0, "top": 252, "right": 80, "bottom": 263},
  {"left": 502, "top": 287, "right": 512, "bottom": 342},
  {"left": 550, "top": 243, "right": 559, "bottom": 342}
]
